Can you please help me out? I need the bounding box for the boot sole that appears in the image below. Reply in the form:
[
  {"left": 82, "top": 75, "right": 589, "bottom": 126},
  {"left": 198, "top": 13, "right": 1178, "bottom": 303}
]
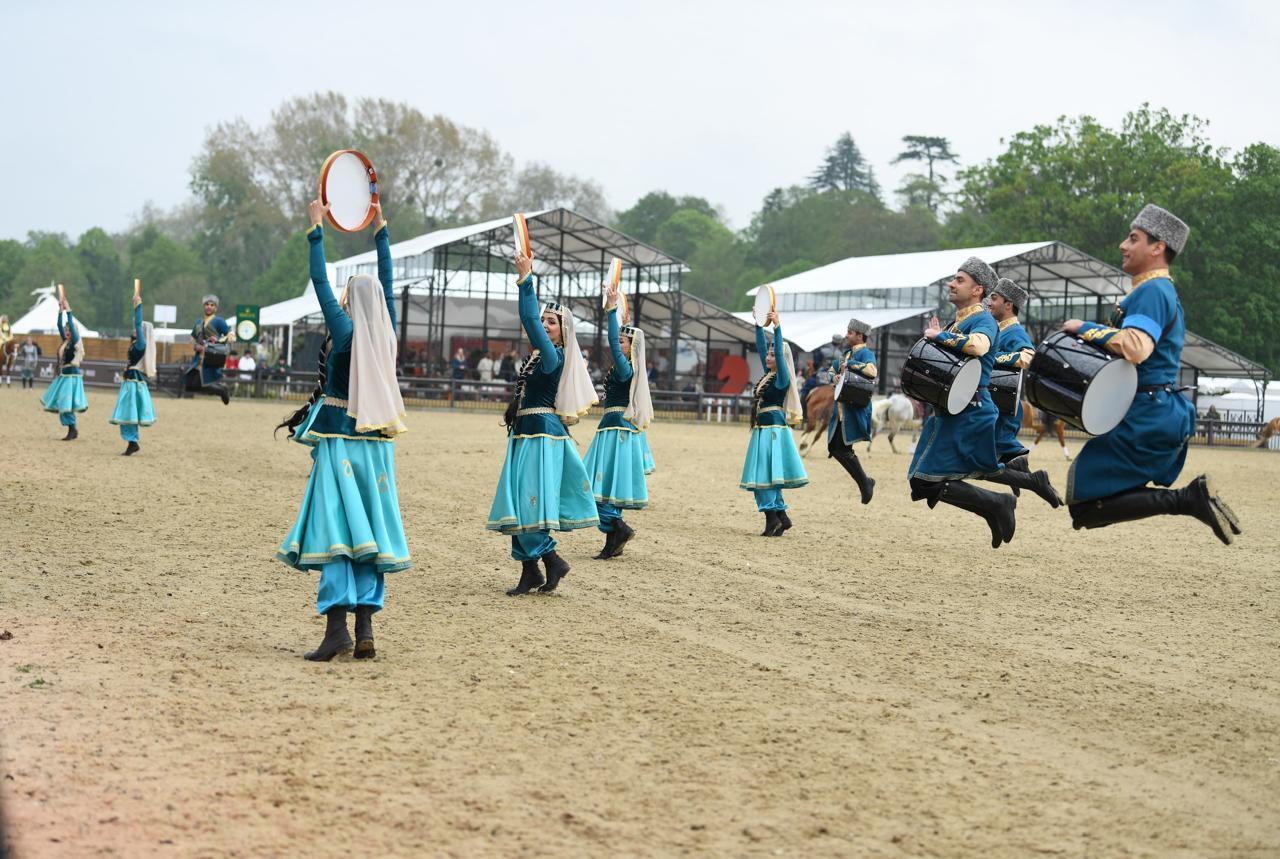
[
  {"left": 303, "top": 642, "right": 353, "bottom": 662},
  {"left": 1202, "top": 475, "right": 1242, "bottom": 535},
  {"left": 1195, "top": 476, "right": 1233, "bottom": 545}
]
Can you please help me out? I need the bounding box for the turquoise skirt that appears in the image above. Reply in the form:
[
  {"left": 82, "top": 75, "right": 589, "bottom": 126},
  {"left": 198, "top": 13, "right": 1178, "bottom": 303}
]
[
  {"left": 740, "top": 425, "right": 809, "bottom": 491},
  {"left": 640, "top": 430, "right": 656, "bottom": 474},
  {"left": 277, "top": 436, "right": 411, "bottom": 573},
  {"left": 110, "top": 380, "right": 156, "bottom": 426},
  {"left": 41, "top": 374, "right": 88, "bottom": 414},
  {"left": 486, "top": 434, "right": 599, "bottom": 535},
  {"left": 1067, "top": 388, "right": 1194, "bottom": 503},
  {"left": 583, "top": 428, "right": 650, "bottom": 510}
]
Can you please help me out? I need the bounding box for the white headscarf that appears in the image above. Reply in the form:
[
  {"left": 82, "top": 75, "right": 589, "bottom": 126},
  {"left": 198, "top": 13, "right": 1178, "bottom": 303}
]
[
  {"left": 622, "top": 325, "right": 654, "bottom": 429},
  {"left": 345, "top": 274, "right": 407, "bottom": 437},
  {"left": 130, "top": 322, "right": 157, "bottom": 378},
  {"left": 543, "top": 301, "right": 598, "bottom": 425},
  {"left": 777, "top": 337, "right": 803, "bottom": 427}
]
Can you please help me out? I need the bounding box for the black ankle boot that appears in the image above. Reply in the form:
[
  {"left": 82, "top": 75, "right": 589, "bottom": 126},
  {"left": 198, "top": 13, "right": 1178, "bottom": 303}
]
[
  {"left": 123, "top": 441, "right": 140, "bottom": 456},
  {"left": 540, "top": 552, "right": 570, "bottom": 592},
  {"left": 1069, "top": 474, "right": 1233, "bottom": 545},
  {"left": 62, "top": 425, "right": 77, "bottom": 441},
  {"left": 219, "top": 386, "right": 230, "bottom": 405},
  {"left": 833, "top": 449, "right": 875, "bottom": 504},
  {"left": 304, "top": 609, "right": 353, "bottom": 661},
  {"left": 983, "top": 466, "right": 1062, "bottom": 508},
  {"left": 506, "top": 560, "right": 544, "bottom": 595},
  {"left": 938, "top": 480, "right": 1017, "bottom": 548},
  {"left": 776, "top": 510, "right": 793, "bottom": 534},
  {"left": 761, "top": 510, "right": 781, "bottom": 537},
  {"left": 594, "top": 530, "right": 621, "bottom": 560},
  {"left": 611, "top": 521, "right": 636, "bottom": 555},
  {"left": 353, "top": 606, "right": 376, "bottom": 659}
]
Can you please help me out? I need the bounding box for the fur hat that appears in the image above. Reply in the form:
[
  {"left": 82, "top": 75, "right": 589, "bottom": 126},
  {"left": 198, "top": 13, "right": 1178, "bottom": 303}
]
[
  {"left": 958, "top": 257, "right": 997, "bottom": 292},
  {"left": 1131, "top": 204, "right": 1190, "bottom": 255},
  {"left": 992, "top": 277, "right": 1028, "bottom": 311},
  {"left": 201, "top": 294, "right": 220, "bottom": 307},
  {"left": 846, "top": 318, "right": 871, "bottom": 336}
]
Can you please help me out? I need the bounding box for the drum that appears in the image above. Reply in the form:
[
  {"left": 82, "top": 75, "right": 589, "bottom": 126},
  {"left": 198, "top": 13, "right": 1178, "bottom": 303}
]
[
  {"left": 901, "top": 337, "right": 982, "bottom": 416},
  {"left": 513, "top": 213, "right": 532, "bottom": 258},
  {"left": 202, "top": 341, "right": 229, "bottom": 372},
  {"left": 1026, "top": 332, "right": 1137, "bottom": 435},
  {"left": 752, "top": 284, "right": 776, "bottom": 326},
  {"left": 989, "top": 367, "right": 1023, "bottom": 415},
  {"left": 834, "top": 370, "right": 874, "bottom": 408},
  {"left": 318, "top": 150, "right": 379, "bottom": 232}
]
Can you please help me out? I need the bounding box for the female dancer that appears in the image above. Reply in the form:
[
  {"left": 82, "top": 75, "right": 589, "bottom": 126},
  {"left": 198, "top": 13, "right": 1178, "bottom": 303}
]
[
  {"left": 277, "top": 200, "right": 410, "bottom": 662},
  {"left": 41, "top": 296, "right": 88, "bottom": 440},
  {"left": 109, "top": 289, "right": 156, "bottom": 455},
  {"left": 741, "top": 310, "right": 808, "bottom": 536},
  {"left": 486, "top": 250, "right": 599, "bottom": 595},
  {"left": 582, "top": 284, "right": 654, "bottom": 560}
]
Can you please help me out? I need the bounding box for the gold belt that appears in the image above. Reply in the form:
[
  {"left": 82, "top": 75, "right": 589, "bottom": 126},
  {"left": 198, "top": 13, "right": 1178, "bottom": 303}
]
[
  {"left": 758, "top": 406, "right": 783, "bottom": 414},
  {"left": 517, "top": 407, "right": 554, "bottom": 416},
  {"left": 322, "top": 397, "right": 349, "bottom": 409},
  {"left": 603, "top": 406, "right": 626, "bottom": 414}
]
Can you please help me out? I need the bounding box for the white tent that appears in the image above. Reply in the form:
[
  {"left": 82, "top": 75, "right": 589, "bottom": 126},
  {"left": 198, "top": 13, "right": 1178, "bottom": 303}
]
[{"left": 11, "top": 286, "right": 100, "bottom": 337}]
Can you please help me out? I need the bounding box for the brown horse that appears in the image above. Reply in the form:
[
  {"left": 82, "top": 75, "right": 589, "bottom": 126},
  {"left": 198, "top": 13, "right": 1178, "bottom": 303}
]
[
  {"left": 798, "top": 386, "right": 835, "bottom": 456},
  {"left": 1023, "top": 400, "right": 1069, "bottom": 449},
  {"left": 1, "top": 338, "right": 17, "bottom": 385},
  {"left": 1254, "top": 417, "right": 1280, "bottom": 448}
]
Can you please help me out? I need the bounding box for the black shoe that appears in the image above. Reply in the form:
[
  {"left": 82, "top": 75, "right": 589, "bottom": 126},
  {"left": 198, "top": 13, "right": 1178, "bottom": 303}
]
[
  {"left": 353, "top": 606, "right": 376, "bottom": 659},
  {"left": 776, "top": 510, "right": 793, "bottom": 534},
  {"left": 984, "top": 466, "right": 1062, "bottom": 508},
  {"left": 539, "top": 551, "right": 570, "bottom": 592},
  {"left": 304, "top": 609, "right": 353, "bottom": 661},
  {"left": 219, "top": 387, "right": 230, "bottom": 406},
  {"left": 1005, "top": 454, "right": 1031, "bottom": 473},
  {"left": 594, "top": 530, "right": 621, "bottom": 560},
  {"left": 611, "top": 521, "right": 636, "bottom": 555},
  {"left": 761, "top": 510, "right": 781, "bottom": 537},
  {"left": 939, "top": 480, "right": 1017, "bottom": 548},
  {"left": 1069, "top": 475, "right": 1232, "bottom": 545},
  {"left": 123, "top": 441, "right": 140, "bottom": 456},
  {"left": 506, "top": 560, "right": 544, "bottom": 595}
]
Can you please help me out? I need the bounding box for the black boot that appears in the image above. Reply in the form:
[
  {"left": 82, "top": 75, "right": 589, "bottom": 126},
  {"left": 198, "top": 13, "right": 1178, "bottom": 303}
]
[
  {"left": 123, "top": 441, "right": 140, "bottom": 456},
  {"left": 1005, "top": 454, "right": 1030, "bottom": 473},
  {"left": 983, "top": 466, "right": 1062, "bottom": 508},
  {"left": 594, "top": 529, "right": 621, "bottom": 560},
  {"left": 1069, "top": 474, "right": 1233, "bottom": 545},
  {"left": 611, "top": 520, "right": 636, "bottom": 555},
  {"left": 539, "top": 552, "right": 570, "bottom": 592},
  {"left": 776, "top": 510, "right": 793, "bottom": 534},
  {"left": 938, "top": 480, "right": 1017, "bottom": 549},
  {"left": 62, "top": 424, "right": 78, "bottom": 441},
  {"left": 304, "top": 609, "right": 353, "bottom": 661},
  {"left": 761, "top": 510, "right": 781, "bottom": 537},
  {"left": 833, "top": 449, "right": 875, "bottom": 504},
  {"left": 353, "top": 606, "right": 376, "bottom": 659},
  {"left": 506, "top": 560, "right": 544, "bottom": 595},
  {"left": 215, "top": 384, "right": 231, "bottom": 405}
]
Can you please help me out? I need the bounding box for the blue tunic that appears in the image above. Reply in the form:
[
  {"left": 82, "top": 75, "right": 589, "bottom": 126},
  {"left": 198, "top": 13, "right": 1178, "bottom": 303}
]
[
  {"left": 740, "top": 325, "right": 809, "bottom": 491},
  {"left": 826, "top": 345, "right": 875, "bottom": 446},
  {"left": 992, "top": 319, "right": 1033, "bottom": 460},
  {"left": 1067, "top": 274, "right": 1194, "bottom": 503},
  {"left": 907, "top": 306, "right": 1000, "bottom": 482},
  {"left": 188, "top": 314, "right": 232, "bottom": 385},
  {"left": 583, "top": 308, "right": 649, "bottom": 510}
]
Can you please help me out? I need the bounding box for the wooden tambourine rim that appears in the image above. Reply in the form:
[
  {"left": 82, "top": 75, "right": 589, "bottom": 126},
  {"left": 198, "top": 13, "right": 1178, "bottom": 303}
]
[
  {"left": 753, "top": 284, "right": 777, "bottom": 326},
  {"left": 319, "top": 149, "right": 379, "bottom": 233},
  {"left": 513, "top": 213, "right": 533, "bottom": 258}
]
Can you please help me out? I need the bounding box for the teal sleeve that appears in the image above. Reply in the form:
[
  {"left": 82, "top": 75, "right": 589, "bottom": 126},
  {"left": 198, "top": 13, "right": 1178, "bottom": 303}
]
[
  {"left": 375, "top": 224, "right": 396, "bottom": 328},
  {"left": 133, "top": 304, "right": 143, "bottom": 346},
  {"left": 934, "top": 331, "right": 970, "bottom": 352},
  {"left": 67, "top": 312, "right": 80, "bottom": 345},
  {"left": 608, "top": 309, "right": 632, "bottom": 380},
  {"left": 518, "top": 274, "right": 560, "bottom": 374},
  {"left": 1078, "top": 321, "right": 1119, "bottom": 346},
  {"left": 309, "top": 226, "right": 352, "bottom": 349},
  {"left": 754, "top": 326, "right": 769, "bottom": 372},
  {"left": 772, "top": 326, "right": 789, "bottom": 389},
  {"left": 56, "top": 312, "right": 65, "bottom": 340}
]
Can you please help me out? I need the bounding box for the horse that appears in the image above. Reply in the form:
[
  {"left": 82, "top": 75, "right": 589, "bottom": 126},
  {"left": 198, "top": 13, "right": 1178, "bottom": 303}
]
[
  {"left": 1025, "top": 400, "right": 1071, "bottom": 457},
  {"left": 1254, "top": 417, "right": 1280, "bottom": 449},
  {"left": 870, "top": 393, "right": 919, "bottom": 454},
  {"left": 797, "top": 385, "right": 834, "bottom": 457},
  {"left": 1, "top": 338, "right": 17, "bottom": 385}
]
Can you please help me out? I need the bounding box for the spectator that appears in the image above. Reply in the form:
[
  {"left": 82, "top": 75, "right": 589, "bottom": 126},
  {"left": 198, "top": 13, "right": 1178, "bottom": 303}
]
[
  {"left": 450, "top": 348, "right": 467, "bottom": 380},
  {"left": 500, "top": 349, "right": 517, "bottom": 382},
  {"left": 238, "top": 351, "right": 256, "bottom": 381},
  {"left": 477, "top": 350, "right": 496, "bottom": 382},
  {"left": 646, "top": 360, "right": 658, "bottom": 385},
  {"left": 225, "top": 349, "right": 240, "bottom": 372}
]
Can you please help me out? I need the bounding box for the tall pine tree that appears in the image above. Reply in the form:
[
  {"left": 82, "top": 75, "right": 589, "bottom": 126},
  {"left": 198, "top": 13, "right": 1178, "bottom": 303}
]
[{"left": 809, "top": 133, "right": 880, "bottom": 199}]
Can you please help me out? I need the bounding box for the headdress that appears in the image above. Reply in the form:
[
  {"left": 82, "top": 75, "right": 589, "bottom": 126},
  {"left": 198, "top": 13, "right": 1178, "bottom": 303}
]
[
  {"left": 992, "top": 277, "right": 1028, "bottom": 311},
  {"left": 620, "top": 324, "right": 654, "bottom": 429},
  {"left": 1131, "top": 204, "right": 1190, "bottom": 255},
  {"left": 542, "top": 301, "right": 598, "bottom": 424},
  {"left": 958, "top": 257, "right": 997, "bottom": 292},
  {"left": 346, "top": 274, "right": 407, "bottom": 436}
]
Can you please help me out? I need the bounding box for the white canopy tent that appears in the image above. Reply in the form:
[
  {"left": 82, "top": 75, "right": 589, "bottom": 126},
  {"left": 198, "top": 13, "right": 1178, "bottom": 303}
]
[{"left": 10, "top": 285, "right": 100, "bottom": 337}]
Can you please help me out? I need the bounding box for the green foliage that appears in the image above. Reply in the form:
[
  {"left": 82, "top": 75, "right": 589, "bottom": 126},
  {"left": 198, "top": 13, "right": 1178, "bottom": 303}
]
[
  {"left": 892, "top": 136, "right": 959, "bottom": 213},
  {"left": 130, "top": 227, "right": 209, "bottom": 326},
  {"left": 249, "top": 231, "right": 312, "bottom": 307},
  {"left": 77, "top": 227, "right": 126, "bottom": 331},
  {"left": 810, "top": 133, "right": 880, "bottom": 198},
  {"left": 0, "top": 239, "right": 26, "bottom": 312},
  {"left": 615, "top": 192, "right": 720, "bottom": 244},
  {"left": 655, "top": 210, "right": 733, "bottom": 263},
  {"left": 12, "top": 233, "right": 84, "bottom": 320}
]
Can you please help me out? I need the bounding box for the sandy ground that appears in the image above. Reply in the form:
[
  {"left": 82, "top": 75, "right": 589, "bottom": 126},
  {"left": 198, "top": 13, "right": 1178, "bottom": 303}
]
[{"left": 1, "top": 385, "right": 1277, "bottom": 858}]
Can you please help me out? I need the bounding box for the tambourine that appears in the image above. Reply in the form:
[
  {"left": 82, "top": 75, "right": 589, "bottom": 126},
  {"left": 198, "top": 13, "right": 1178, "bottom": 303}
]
[
  {"left": 753, "top": 284, "right": 776, "bottom": 327},
  {"left": 57, "top": 283, "right": 66, "bottom": 303},
  {"left": 513, "top": 213, "right": 532, "bottom": 258},
  {"left": 133, "top": 278, "right": 141, "bottom": 301},
  {"left": 600, "top": 282, "right": 630, "bottom": 323},
  {"left": 319, "top": 150, "right": 379, "bottom": 232}
]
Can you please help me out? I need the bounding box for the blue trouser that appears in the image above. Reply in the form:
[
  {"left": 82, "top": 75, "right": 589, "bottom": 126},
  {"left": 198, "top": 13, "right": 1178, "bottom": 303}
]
[
  {"left": 510, "top": 531, "right": 556, "bottom": 561},
  {"left": 317, "top": 560, "right": 385, "bottom": 615},
  {"left": 120, "top": 424, "right": 139, "bottom": 442},
  {"left": 60, "top": 412, "right": 76, "bottom": 427},
  {"left": 753, "top": 488, "right": 787, "bottom": 511},
  {"left": 596, "top": 501, "right": 623, "bottom": 533}
]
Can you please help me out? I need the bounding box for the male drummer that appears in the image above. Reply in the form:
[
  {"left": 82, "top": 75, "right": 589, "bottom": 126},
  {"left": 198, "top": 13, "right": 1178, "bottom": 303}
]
[
  {"left": 1062, "top": 204, "right": 1238, "bottom": 544},
  {"left": 827, "top": 317, "right": 876, "bottom": 504},
  {"left": 183, "top": 294, "right": 233, "bottom": 405}
]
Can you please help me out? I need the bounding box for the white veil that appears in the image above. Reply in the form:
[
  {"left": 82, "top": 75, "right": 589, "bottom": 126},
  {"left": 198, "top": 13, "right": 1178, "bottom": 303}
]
[
  {"left": 623, "top": 326, "right": 654, "bottom": 429},
  {"left": 545, "top": 302, "right": 598, "bottom": 425},
  {"left": 346, "top": 274, "right": 407, "bottom": 436},
  {"left": 133, "top": 322, "right": 157, "bottom": 378},
  {"left": 779, "top": 338, "right": 803, "bottom": 427}
]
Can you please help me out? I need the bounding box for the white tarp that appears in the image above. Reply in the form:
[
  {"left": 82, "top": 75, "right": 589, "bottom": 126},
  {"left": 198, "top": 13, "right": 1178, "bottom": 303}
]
[
  {"left": 733, "top": 306, "right": 935, "bottom": 352},
  {"left": 11, "top": 286, "right": 100, "bottom": 337}
]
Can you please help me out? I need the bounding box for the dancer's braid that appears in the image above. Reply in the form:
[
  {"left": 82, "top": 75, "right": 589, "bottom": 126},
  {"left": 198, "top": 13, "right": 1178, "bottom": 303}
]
[
  {"left": 502, "top": 351, "right": 541, "bottom": 433},
  {"left": 275, "top": 337, "right": 331, "bottom": 438}
]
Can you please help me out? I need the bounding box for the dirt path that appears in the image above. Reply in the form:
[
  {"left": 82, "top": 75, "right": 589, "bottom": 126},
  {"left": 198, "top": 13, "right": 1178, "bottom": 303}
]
[{"left": 2, "top": 387, "right": 1277, "bottom": 857}]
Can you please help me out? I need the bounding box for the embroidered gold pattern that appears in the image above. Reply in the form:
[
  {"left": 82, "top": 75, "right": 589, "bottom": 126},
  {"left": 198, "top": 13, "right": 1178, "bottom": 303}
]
[{"left": 1131, "top": 268, "right": 1171, "bottom": 290}]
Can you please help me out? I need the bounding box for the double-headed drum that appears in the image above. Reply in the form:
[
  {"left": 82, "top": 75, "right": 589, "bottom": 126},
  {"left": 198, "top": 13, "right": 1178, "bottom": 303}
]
[
  {"left": 901, "top": 338, "right": 981, "bottom": 415},
  {"left": 1025, "top": 332, "right": 1137, "bottom": 435},
  {"left": 989, "top": 367, "right": 1023, "bottom": 416},
  {"left": 834, "top": 370, "right": 874, "bottom": 408}
]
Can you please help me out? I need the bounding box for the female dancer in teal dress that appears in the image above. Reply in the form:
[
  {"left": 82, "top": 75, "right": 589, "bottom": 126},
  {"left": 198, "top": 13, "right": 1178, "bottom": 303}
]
[
  {"left": 741, "top": 310, "right": 808, "bottom": 537},
  {"left": 582, "top": 284, "right": 655, "bottom": 560},
  {"left": 41, "top": 296, "right": 88, "bottom": 440},
  {"left": 487, "top": 251, "right": 600, "bottom": 595},
  {"left": 109, "top": 289, "right": 157, "bottom": 456},
  {"left": 277, "top": 200, "right": 411, "bottom": 661}
]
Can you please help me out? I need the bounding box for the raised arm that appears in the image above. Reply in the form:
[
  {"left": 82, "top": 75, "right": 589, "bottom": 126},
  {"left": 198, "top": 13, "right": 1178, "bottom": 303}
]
[
  {"left": 132, "top": 303, "right": 144, "bottom": 346},
  {"left": 754, "top": 325, "right": 769, "bottom": 373},
  {"left": 374, "top": 206, "right": 397, "bottom": 328},
  {"left": 772, "top": 325, "right": 789, "bottom": 389},
  {"left": 608, "top": 307, "right": 632, "bottom": 380},
  {"left": 56, "top": 311, "right": 66, "bottom": 341},
  {"left": 307, "top": 201, "right": 353, "bottom": 348},
  {"left": 66, "top": 311, "right": 80, "bottom": 346},
  {"left": 516, "top": 273, "right": 561, "bottom": 374}
]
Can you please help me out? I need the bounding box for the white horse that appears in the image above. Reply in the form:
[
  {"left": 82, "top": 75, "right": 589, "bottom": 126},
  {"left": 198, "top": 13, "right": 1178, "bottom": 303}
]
[{"left": 870, "top": 393, "right": 918, "bottom": 454}]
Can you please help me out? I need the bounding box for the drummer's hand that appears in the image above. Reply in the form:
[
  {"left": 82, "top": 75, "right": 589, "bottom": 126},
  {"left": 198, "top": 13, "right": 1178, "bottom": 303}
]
[
  {"left": 515, "top": 252, "right": 533, "bottom": 281},
  {"left": 1018, "top": 347, "right": 1035, "bottom": 368},
  {"left": 924, "top": 326, "right": 941, "bottom": 340},
  {"left": 308, "top": 199, "right": 329, "bottom": 229},
  {"left": 1061, "top": 319, "right": 1084, "bottom": 334},
  {"left": 928, "top": 315, "right": 940, "bottom": 330}
]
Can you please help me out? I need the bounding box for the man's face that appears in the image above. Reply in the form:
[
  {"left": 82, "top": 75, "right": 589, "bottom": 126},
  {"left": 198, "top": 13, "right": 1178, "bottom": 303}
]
[
  {"left": 1119, "top": 229, "right": 1165, "bottom": 276},
  {"left": 203, "top": 301, "right": 218, "bottom": 316},
  {"left": 987, "top": 293, "right": 1011, "bottom": 320},
  {"left": 947, "top": 272, "right": 982, "bottom": 307}
]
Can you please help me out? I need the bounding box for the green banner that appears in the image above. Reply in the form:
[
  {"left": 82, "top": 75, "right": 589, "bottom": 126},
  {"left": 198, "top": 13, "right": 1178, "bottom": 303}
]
[{"left": 235, "top": 304, "right": 261, "bottom": 343}]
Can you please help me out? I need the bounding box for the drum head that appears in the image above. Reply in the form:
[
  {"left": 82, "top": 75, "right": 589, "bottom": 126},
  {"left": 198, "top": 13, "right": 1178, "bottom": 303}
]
[
  {"left": 753, "top": 285, "right": 776, "bottom": 326},
  {"left": 946, "top": 358, "right": 982, "bottom": 415},
  {"left": 1080, "top": 357, "right": 1138, "bottom": 435},
  {"left": 833, "top": 373, "right": 845, "bottom": 401},
  {"left": 319, "top": 151, "right": 377, "bottom": 232}
]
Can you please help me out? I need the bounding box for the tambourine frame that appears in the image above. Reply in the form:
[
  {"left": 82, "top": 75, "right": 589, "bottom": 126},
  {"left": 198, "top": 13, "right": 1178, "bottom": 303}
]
[
  {"left": 319, "top": 149, "right": 380, "bottom": 233},
  {"left": 752, "top": 284, "right": 777, "bottom": 327},
  {"left": 513, "top": 213, "right": 533, "bottom": 259}
]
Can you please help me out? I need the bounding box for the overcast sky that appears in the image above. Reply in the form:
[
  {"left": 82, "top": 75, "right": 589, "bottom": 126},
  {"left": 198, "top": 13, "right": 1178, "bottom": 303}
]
[{"left": 4, "top": 0, "right": 1276, "bottom": 242}]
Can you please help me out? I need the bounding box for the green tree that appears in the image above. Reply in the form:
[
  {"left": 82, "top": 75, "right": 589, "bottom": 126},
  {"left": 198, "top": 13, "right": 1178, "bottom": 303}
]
[
  {"left": 615, "top": 192, "right": 720, "bottom": 244},
  {"left": 0, "top": 239, "right": 26, "bottom": 312},
  {"left": 810, "top": 133, "right": 880, "bottom": 198},
  {"left": 892, "top": 135, "right": 959, "bottom": 214},
  {"left": 77, "top": 227, "right": 126, "bottom": 331},
  {"left": 655, "top": 210, "right": 733, "bottom": 264},
  {"left": 247, "top": 231, "right": 311, "bottom": 307},
  {"left": 12, "top": 233, "right": 85, "bottom": 327},
  {"left": 130, "top": 226, "right": 210, "bottom": 326}
]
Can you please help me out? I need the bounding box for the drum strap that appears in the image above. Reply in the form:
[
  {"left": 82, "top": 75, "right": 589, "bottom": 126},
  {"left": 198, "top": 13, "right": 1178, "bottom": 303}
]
[{"left": 1137, "top": 384, "right": 1192, "bottom": 394}]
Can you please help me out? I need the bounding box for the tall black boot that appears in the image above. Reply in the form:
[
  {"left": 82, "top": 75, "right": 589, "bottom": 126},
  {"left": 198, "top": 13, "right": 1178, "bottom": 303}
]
[
  {"left": 833, "top": 448, "right": 875, "bottom": 504},
  {"left": 353, "top": 606, "right": 376, "bottom": 659},
  {"left": 506, "top": 560, "right": 544, "bottom": 596},
  {"left": 611, "top": 520, "right": 636, "bottom": 555},
  {"left": 211, "top": 384, "right": 230, "bottom": 405},
  {"left": 594, "top": 529, "right": 621, "bottom": 560},
  {"left": 983, "top": 466, "right": 1062, "bottom": 508},
  {"left": 761, "top": 510, "right": 781, "bottom": 537},
  {"left": 62, "top": 424, "right": 78, "bottom": 441},
  {"left": 539, "top": 551, "right": 570, "bottom": 592},
  {"left": 304, "top": 609, "right": 353, "bottom": 661},
  {"left": 1069, "top": 475, "right": 1233, "bottom": 545},
  {"left": 937, "top": 480, "right": 1017, "bottom": 549}
]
